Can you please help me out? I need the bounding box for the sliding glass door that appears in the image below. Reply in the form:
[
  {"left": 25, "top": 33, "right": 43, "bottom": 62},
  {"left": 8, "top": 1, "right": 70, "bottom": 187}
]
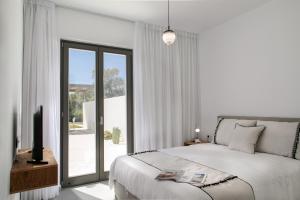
[{"left": 61, "top": 41, "right": 133, "bottom": 187}]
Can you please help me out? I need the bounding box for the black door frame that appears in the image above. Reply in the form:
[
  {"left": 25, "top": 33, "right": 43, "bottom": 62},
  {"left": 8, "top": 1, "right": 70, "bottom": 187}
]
[{"left": 60, "top": 40, "right": 133, "bottom": 187}]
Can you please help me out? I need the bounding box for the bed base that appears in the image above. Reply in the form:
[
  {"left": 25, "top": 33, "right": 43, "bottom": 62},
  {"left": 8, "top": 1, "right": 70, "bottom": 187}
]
[{"left": 114, "top": 181, "right": 139, "bottom": 200}]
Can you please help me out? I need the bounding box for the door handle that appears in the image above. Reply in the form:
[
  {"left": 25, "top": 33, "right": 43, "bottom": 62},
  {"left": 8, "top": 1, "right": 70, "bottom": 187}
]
[{"left": 100, "top": 116, "right": 104, "bottom": 126}]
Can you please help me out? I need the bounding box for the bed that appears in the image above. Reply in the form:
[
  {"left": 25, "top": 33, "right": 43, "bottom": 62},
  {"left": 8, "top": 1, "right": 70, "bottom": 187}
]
[{"left": 109, "top": 116, "right": 300, "bottom": 200}]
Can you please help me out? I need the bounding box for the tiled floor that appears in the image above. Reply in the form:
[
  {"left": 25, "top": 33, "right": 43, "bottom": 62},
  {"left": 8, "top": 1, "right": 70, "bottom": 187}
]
[{"left": 53, "top": 181, "right": 115, "bottom": 200}]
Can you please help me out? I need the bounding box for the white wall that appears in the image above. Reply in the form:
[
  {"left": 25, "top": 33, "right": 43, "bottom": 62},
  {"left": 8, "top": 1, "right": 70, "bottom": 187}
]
[
  {"left": 83, "top": 101, "right": 96, "bottom": 130},
  {"left": 104, "top": 96, "right": 127, "bottom": 143},
  {"left": 199, "top": 0, "right": 300, "bottom": 138},
  {"left": 0, "top": 0, "right": 23, "bottom": 199},
  {"left": 82, "top": 96, "right": 127, "bottom": 143},
  {"left": 56, "top": 6, "right": 134, "bottom": 49}
]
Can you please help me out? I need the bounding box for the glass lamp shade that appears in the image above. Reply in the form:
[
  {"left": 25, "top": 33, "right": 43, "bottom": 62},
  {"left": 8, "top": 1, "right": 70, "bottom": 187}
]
[{"left": 162, "top": 29, "right": 176, "bottom": 45}]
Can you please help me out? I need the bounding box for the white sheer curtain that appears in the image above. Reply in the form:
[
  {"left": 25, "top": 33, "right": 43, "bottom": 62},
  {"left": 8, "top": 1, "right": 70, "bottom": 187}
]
[
  {"left": 134, "top": 22, "right": 200, "bottom": 152},
  {"left": 21, "top": 0, "right": 60, "bottom": 199}
]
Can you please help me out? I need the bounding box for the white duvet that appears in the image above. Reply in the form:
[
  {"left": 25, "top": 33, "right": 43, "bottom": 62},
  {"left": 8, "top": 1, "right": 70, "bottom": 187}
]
[{"left": 109, "top": 143, "right": 300, "bottom": 200}]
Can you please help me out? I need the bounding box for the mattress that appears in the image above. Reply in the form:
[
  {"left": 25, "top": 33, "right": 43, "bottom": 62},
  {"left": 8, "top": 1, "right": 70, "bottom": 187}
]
[{"left": 109, "top": 143, "right": 300, "bottom": 200}]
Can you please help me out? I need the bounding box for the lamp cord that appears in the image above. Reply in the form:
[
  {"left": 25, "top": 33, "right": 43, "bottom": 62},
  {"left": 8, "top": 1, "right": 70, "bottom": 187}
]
[{"left": 168, "top": 0, "right": 170, "bottom": 30}]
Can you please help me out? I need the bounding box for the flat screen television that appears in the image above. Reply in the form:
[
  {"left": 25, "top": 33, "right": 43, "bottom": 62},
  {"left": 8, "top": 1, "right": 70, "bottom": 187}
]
[{"left": 27, "top": 105, "right": 48, "bottom": 164}]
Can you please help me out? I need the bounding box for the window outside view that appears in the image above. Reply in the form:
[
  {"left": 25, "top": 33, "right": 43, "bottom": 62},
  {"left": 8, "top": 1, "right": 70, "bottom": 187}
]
[
  {"left": 68, "top": 48, "right": 127, "bottom": 177},
  {"left": 103, "top": 52, "right": 127, "bottom": 171}
]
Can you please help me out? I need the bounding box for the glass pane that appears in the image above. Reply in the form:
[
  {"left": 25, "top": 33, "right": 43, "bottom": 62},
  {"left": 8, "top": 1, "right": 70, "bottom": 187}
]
[
  {"left": 68, "top": 48, "right": 96, "bottom": 177},
  {"left": 103, "top": 52, "right": 127, "bottom": 171}
]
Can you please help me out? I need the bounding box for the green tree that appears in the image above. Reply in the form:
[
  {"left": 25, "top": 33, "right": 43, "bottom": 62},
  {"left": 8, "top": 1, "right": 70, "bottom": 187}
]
[
  {"left": 103, "top": 68, "right": 125, "bottom": 98},
  {"left": 92, "top": 67, "right": 125, "bottom": 98},
  {"left": 68, "top": 88, "right": 95, "bottom": 122}
]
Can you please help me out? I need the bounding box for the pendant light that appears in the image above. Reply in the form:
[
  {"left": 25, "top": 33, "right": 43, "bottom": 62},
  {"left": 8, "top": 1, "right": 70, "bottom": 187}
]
[{"left": 162, "top": 0, "right": 176, "bottom": 45}]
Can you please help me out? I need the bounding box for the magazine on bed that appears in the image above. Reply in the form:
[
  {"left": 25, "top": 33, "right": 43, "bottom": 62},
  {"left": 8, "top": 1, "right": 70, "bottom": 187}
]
[
  {"left": 155, "top": 169, "right": 184, "bottom": 181},
  {"left": 156, "top": 170, "right": 207, "bottom": 186}
]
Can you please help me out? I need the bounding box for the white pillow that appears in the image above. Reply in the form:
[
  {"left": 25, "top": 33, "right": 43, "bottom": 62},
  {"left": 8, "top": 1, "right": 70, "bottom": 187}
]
[
  {"left": 229, "top": 125, "right": 265, "bottom": 154},
  {"left": 215, "top": 119, "right": 257, "bottom": 146},
  {"left": 236, "top": 120, "right": 257, "bottom": 127},
  {"left": 256, "top": 121, "right": 299, "bottom": 157}
]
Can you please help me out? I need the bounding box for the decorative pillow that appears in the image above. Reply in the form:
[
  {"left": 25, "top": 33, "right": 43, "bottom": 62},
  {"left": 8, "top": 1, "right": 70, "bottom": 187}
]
[
  {"left": 235, "top": 120, "right": 257, "bottom": 127},
  {"left": 215, "top": 119, "right": 236, "bottom": 145},
  {"left": 256, "top": 121, "right": 300, "bottom": 157},
  {"left": 229, "top": 125, "right": 265, "bottom": 154},
  {"left": 215, "top": 119, "right": 257, "bottom": 146}
]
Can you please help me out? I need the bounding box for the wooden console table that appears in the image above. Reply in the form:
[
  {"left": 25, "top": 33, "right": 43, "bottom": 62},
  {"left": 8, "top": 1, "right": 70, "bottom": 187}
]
[{"left": 10, "top": 148, "right": 58, "bottom": 194}]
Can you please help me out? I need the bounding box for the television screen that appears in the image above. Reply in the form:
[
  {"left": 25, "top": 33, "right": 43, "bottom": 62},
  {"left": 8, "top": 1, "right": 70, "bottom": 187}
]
[{"left": 32, "top": 105, "right": 43, "bottom": 161}]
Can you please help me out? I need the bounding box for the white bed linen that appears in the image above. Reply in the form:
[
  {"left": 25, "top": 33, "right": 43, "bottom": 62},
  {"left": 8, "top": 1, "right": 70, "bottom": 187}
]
[{"left": 110, "top": 143, "right": 300, "bottom": 200}]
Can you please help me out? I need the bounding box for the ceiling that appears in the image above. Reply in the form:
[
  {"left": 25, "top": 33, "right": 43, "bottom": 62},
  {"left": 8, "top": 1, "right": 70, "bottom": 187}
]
[{"left": 51, "top": 0, "right": 272, "bottom": 33}]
